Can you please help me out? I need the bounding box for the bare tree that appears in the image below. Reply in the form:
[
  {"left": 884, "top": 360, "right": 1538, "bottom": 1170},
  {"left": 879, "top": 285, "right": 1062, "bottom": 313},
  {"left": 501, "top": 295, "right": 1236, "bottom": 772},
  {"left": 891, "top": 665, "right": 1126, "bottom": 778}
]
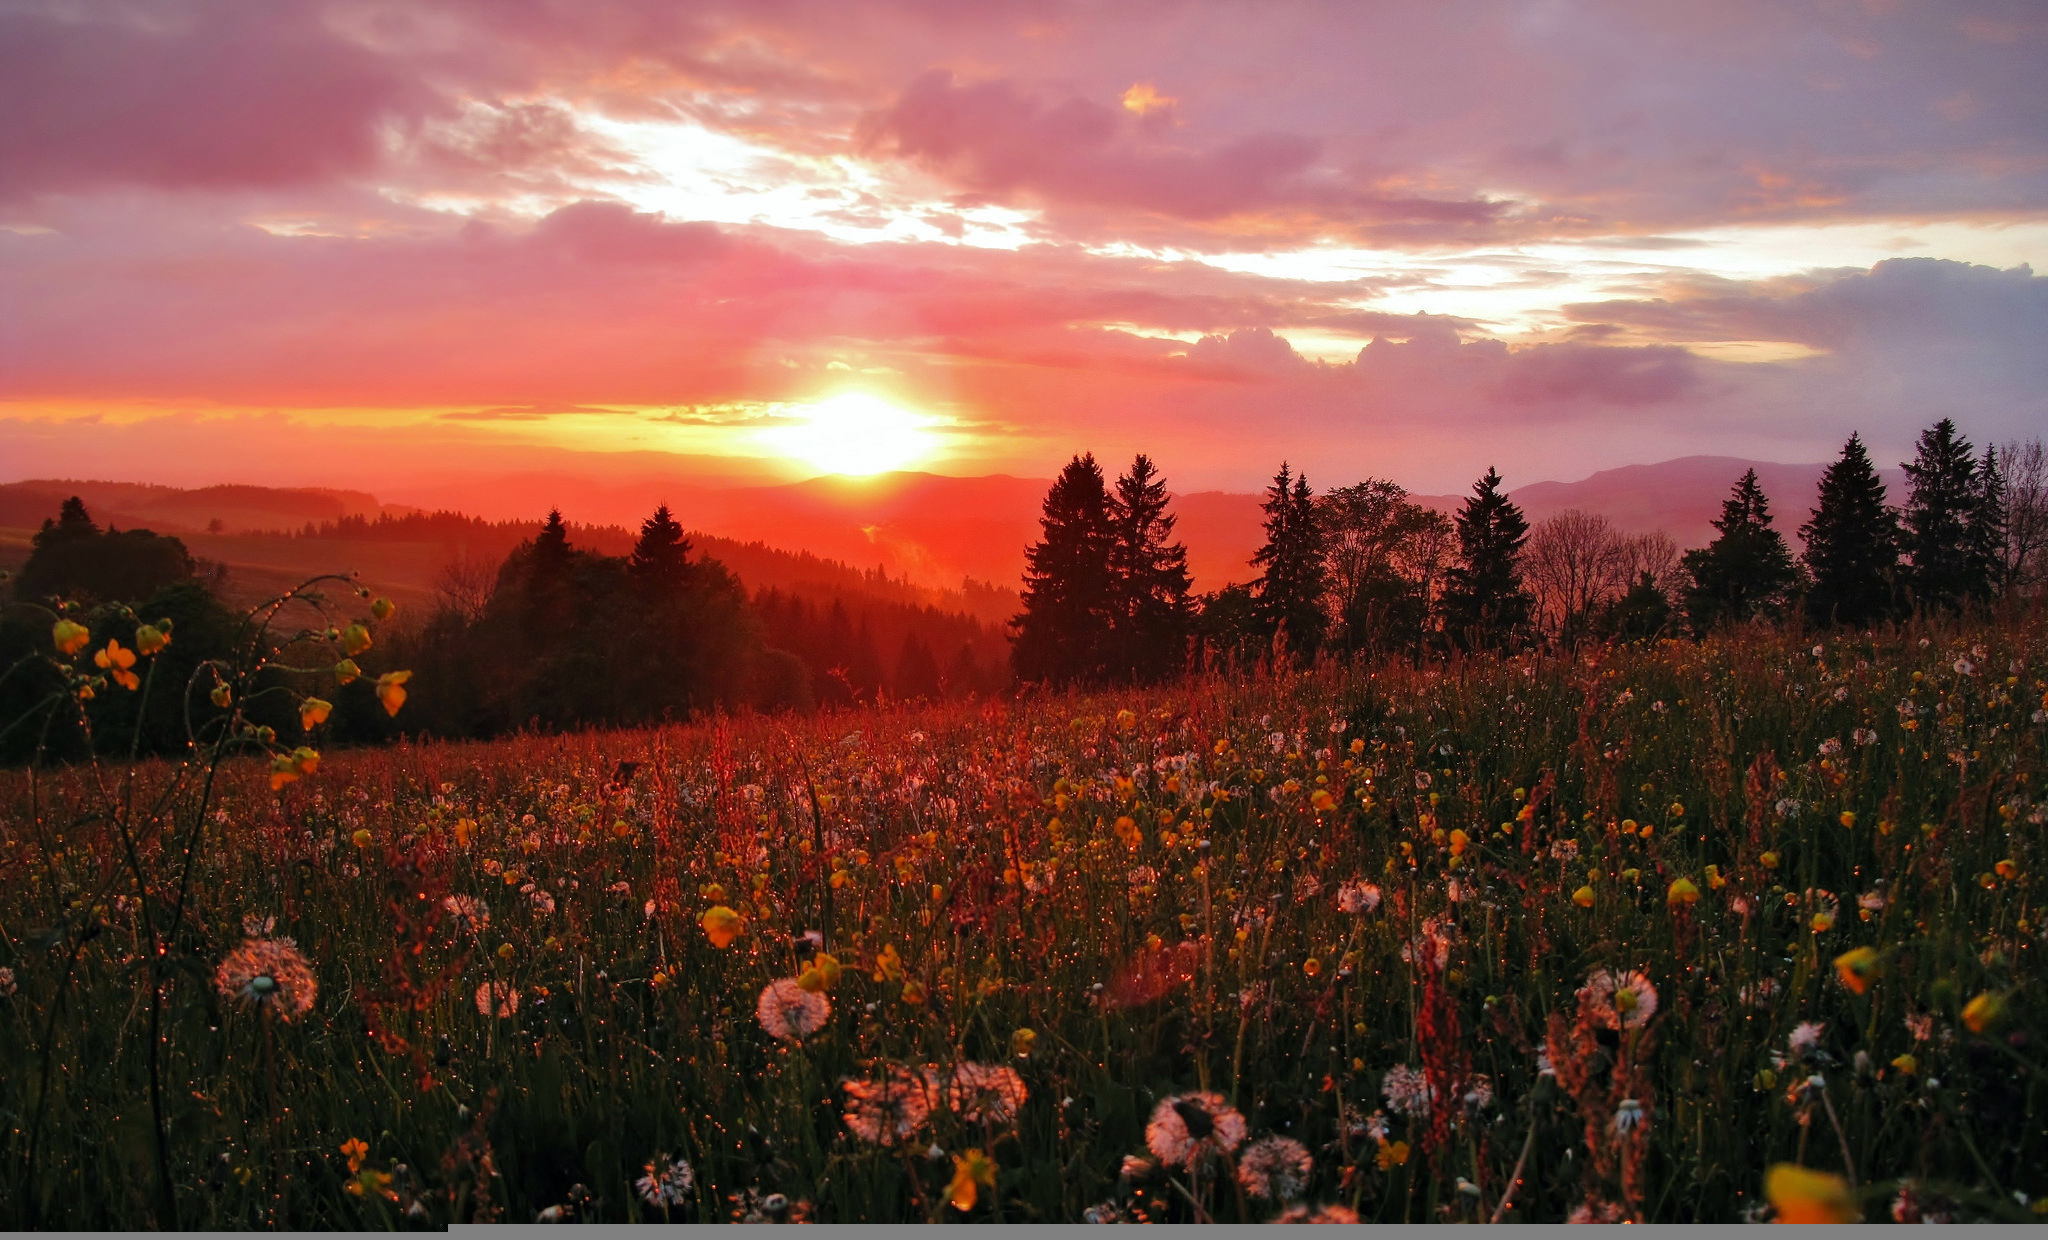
[
  {"left": 2000, "top": 438, "right": 2048, "bottom": 596},
  {"left": 1318, "top": 481, "right": 1457, "bottom": 648},
  {"left": 434, "top": 552, "right": 496, "bottom": 623},
  {"left": 1523, "top": 509, "right": 1629, "bottom": 641},
  {"left": 1614, "top": 530, "right": 1682, "bottom": 595}
]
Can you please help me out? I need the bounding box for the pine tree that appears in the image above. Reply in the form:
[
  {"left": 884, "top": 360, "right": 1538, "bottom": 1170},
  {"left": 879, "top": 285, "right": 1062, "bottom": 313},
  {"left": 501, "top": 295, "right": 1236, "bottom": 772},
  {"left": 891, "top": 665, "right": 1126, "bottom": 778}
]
[
  {"left": 1800, "top": 433, "right": 1899, "bottom": 627},
  {"left": 1107, "top": 454, "right": 1194, "bottom": 682},
  {"left": 1901, "top": 419, "right": 1985, "bottom": 612},
  {"left": 1013, "top": 454, "right": 1116, "bottom": 684},
  {"left": 1438, "top": 467, "right": 1532, "bottom": 649},
  {"left": 1681, "top": 469, "right": 1797, "bottom": 630},
  {"left": 1250, "top": 463, "right": 1328, "bottom": 660}
]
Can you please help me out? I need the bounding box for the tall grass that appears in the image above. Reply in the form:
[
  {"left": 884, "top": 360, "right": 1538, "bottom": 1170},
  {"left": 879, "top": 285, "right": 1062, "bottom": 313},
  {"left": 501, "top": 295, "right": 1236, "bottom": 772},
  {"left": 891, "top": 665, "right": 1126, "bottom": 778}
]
[{"left": 2, "top": 618, "right": 2042, "bottom": 1223}]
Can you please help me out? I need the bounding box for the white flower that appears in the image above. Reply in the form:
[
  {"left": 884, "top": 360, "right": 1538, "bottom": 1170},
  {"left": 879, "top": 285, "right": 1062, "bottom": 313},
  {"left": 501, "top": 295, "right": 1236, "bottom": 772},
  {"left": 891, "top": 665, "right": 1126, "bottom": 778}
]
[
  {"left": 635, "top": 1156, "right": 694, "bottom": 1206},
  {"left": 1613, "top": 1098, "right": 1646, "bottom": 1136},
  {"left": 1954, "top": 658, "right": 1975, "bottom": 676},
  {"left": 1789, "top": 1021, "right": 1825, "bottom": 1054}
]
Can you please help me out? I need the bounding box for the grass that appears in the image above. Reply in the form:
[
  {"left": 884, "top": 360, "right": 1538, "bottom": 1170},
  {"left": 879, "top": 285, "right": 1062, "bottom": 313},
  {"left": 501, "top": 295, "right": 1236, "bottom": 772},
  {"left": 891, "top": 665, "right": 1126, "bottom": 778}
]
[{"left": 1, "top": 616, "right": 2043, "bottom": 1224}]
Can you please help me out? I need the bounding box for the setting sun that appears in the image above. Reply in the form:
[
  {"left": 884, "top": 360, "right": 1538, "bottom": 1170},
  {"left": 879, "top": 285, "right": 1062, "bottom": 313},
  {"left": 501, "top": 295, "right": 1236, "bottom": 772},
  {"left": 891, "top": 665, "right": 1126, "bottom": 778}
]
[{"left": 764, "top": 392, "right": 937, "bottom": 476}]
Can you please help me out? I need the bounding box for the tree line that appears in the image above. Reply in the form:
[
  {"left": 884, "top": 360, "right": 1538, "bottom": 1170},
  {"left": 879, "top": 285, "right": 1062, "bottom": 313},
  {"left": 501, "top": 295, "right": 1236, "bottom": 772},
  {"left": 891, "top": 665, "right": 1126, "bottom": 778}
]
[{"left": 1011, "top": 419, "right": 2046, "bottom": 685}]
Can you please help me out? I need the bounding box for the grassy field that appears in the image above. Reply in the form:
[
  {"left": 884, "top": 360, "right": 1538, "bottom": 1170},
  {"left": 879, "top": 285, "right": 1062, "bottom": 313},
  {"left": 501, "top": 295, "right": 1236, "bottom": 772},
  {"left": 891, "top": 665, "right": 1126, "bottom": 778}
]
[{"left": 2, "top": 617, "right": 2043, "bottom": 1224}]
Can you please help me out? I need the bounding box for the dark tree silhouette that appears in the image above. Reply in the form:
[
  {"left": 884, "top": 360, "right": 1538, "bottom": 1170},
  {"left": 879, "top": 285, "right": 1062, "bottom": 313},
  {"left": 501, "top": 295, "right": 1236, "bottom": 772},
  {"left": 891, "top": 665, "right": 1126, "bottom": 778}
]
[
  {"left": 894, "top": 631, "right": 942, "bottom": 699},
  {"left": 1250, "top": 463, "right": 1328, "bottom": 660},
  {"left": 1682, "top": 469, "right": 1798, "bottom": 630},
  {"left": 13, "top": 496, "right": 196, "bottom": 606},
  {"left": 1013, "top": 454, "right": 1117, "bottom": 684},
  {"left": 1901, "top": 419, "right": 1994, "bottom": 612},
  {"left": 629, "top": 503, "right": 694, "bottom": 596},
  {"left": 1596, "top": 571, "right": 1675, "bottom": 641},
  {"left": 1107, "top": 454, "right": 1195, "bottom": 682},
  {"left": 1800, "top": 433, "right": 1899, "bottom": 627},
  {"left": 1970, "top": 444, "right": 2008, "bottom": 600},
  {"left": 1438, "top": 467, "right": 1532, "bottom": 650}
]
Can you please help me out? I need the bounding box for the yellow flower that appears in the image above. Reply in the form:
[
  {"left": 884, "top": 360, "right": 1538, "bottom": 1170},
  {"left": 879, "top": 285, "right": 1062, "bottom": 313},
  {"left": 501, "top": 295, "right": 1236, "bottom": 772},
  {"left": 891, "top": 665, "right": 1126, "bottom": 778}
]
[
  {"left": 1810, "top": 911, "right": 1835, "bottom": 934},
  {"left": 1759, "top": 851, "right": 1780, "bottom": 870},
  {"left": 948, "top": 1148, "right": 997, "bottom": 1212},
  {"left": 812, "top": 952, "right": 842, "bottom": 988},
  {"left": 1375, "top": 1140, "right": 1410, "bottom": 1170},
  {"left": 1764, "top": 1164, "right": 1857, "bottom": 1223},
  {"left": 370, "top": 597, "right": 396, "bottom": 622},
  {"left": 1302, "top": 957, "right": 1322, "bottom": 978},
  {"left": 797, "top": 966, "right": 828, "bottom": 993},
  {"left": 52, "top": 619, "right": 90, "bottom": 656},
  {"left": 1572, "top": 885, "right": 1595, "bottom": 908},
  {"left": 268, "top": 749, "right": 318, "bottom": 791},
  {"left": 351, "top": 828, "right": 372, "bottom": 849},
  {"left": 1889, "top": 1053, "right": 1916, "bottom": 1076},
  {"left": 1010, "top": 1027, "right": 1037, "bottom": 1058},
  {"left": 209, "top": 682, "right": 232, "bottom": 708},
  {"left": 1838, "top": 810, "right": 1856, "bottom": 829},
  {"left": 874, "top": 942, "right": 903, "bottom": 982},
  {"left": 901, "top": 979, "right": 927, "bottom": 1005},
  {"left": 1994, "top": 859, "right": 2018, "bottom": 880},
  {"left": 1832, "top": 947, "right": 1878, "bottom": 994},
  {"left": 1961, "top": 991, "right": 2004, "bottom": 1033},
  {"left": 1448, "top": 828, "right": 1469, "bottom": 856},
  {"left": 341, "top": 623, "right": 373, "bottom": 656},
  {"left": 376, "top": 670, "right": 412, "bottom": 717},
  {"left": 334, "top": 658, "right": 362, "bottom": 686},
  {"left": 700, "top": 905, "right": 743, "bottom": 949},
  {"left": 340, "top": 1138, "right": 368, "bottom": 1175},
  {"left": 94, "top": 640, "right": 140, "bottom": 691},
  {"left": 133, "top": 624, "right": 169, "bottom": 656},
  {"left": 1667, "top": 877, "right": 1700, "bottom": 906},
  {"left": 299, "top": 697, "right": 332, "bottom": 730},
  {"left": 1311, "top": 788, "right": 1337, "bottom": 813}
]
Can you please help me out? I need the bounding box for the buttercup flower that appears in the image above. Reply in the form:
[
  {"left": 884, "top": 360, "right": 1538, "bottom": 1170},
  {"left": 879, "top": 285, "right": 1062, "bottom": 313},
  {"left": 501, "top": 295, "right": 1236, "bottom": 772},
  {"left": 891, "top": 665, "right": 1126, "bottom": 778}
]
[
  {"left": 1765, "top": 1164, "right": 1857, "bottom": 1223},
  {"left": 947, "top": 1148, "right": 997, "bottom": 1212},
  {"left": 52, "top": 619, "right": 90, "bottom": 655},
  {"left": 700, "top": 906, "right": 742, "bottom": 948},
  {"left": 300, "top": 697, "right": 332, "bottom": 730},
  {"left": 376, "top": 670, "right": 412, "bottom": 716},
  {"left": 95, "top": 639, "right": 140, "bottom": 691}
]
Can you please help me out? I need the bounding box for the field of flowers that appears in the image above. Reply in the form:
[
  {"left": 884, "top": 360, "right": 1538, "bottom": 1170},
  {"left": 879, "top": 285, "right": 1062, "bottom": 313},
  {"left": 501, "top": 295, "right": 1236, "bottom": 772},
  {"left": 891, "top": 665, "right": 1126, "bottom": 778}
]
[{"left": 2, "top": 616, "right": 2044, "bottom": 1225}]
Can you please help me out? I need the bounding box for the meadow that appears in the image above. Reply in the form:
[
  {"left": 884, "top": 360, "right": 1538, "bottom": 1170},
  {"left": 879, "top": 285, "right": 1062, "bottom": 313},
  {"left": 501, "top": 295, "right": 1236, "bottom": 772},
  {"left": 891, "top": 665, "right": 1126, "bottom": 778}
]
[{"left": 1, "top": 610, "right": 2043, "bottom": 1224}]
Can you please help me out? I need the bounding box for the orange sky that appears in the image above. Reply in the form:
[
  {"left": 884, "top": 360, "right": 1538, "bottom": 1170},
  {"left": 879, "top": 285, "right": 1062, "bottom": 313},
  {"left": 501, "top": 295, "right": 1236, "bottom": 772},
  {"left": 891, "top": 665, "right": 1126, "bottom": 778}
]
[{"left": 3, "top": 2, "right": 2046, "bottom": 502}]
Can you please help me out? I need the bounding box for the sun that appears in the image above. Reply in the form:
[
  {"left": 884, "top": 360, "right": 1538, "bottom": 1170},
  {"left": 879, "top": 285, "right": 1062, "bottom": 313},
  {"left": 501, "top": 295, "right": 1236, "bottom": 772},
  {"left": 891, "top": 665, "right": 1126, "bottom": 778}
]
[{"left": 764, "top": 392, "right": 937, "bottom": 476}]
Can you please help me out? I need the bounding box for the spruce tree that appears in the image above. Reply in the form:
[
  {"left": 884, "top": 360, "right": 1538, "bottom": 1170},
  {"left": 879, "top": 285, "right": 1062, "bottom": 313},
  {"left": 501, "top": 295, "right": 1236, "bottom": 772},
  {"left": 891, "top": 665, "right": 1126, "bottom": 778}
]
[
  {"left": 1108, "top": 454, "right": 1194, "bottom": 682},
  {"left": 1013, "top": 454, "right": 1116, "bottom": 684},
  {"left": 1901, "top": 419, "right": 1984, "bottom": 612},
  {"left": 628, "top": 503, "right": 693, "bottom": 597},
  {"left": 1970, "top": 445, "right": 2008, "bottom": 601},
  {"left": 1681, "top": 469, "right": 1797, "bottom": 630},
  {"left": 1250, "top": 464, "right": 1328, "bottom": 660},
  {"left": 1438, "top": 467, "right": 1532, "bottom": 649},
  {"left": 1800, "top": 433, "right": 1899, "bottom": 627}
]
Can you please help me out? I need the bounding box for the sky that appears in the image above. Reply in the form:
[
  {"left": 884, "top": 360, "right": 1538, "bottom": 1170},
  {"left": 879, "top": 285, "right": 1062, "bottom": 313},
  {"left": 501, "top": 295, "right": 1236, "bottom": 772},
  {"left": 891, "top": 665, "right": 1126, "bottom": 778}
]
[{"left": 3, "top": 0, "right": 2046, "bottom": 498}]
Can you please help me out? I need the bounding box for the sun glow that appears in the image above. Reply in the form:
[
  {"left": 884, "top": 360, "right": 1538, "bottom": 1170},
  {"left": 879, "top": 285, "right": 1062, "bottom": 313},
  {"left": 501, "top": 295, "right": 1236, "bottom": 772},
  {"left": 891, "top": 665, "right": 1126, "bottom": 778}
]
[{"left": 762, "top": 392, "right": 938, "bottom": 476}]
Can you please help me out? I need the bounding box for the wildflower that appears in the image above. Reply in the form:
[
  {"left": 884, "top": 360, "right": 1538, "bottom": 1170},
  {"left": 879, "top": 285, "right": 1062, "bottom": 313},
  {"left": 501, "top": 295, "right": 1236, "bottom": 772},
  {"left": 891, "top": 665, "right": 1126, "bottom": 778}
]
[
  {"left": 1705, "top": 864, "right": 1725, "bottom": 890},
  {"left": 133, "top": 623, "right": 169, "bottom": 656},
  {"left": 475, "top": 980, "right": 519, "bottom": 1017},
  {"left": 442, "top": 895, "right": 488, "bottom": 928},
  {"left": 0, "top": 965, "right": 14, "bottom": 997},
  {"left": 1667, "top": 876, "right": 1700, "bottom": 905},
  {"left": 1144, "top": 1091, "right": 1247, "bottom": 1167},
  {"left": 1582, "top": 969, "right": 1658, "bottom": 1029},
  {"left": 699, "top": 906, "right": 742, "bottom": 948},
  {"left": 635, "top": 1156, "right": 694, "bottom": 1207},
  {"left": 1613, "top": 1098, "right": 1646, "bottom": 1136},
  {"left": 1838, "top": 810, "right": 1856, "bottom": 829},
  {"left": 1310, "top": 789, "right": 1337, "bottom": 813},
  {"left": 242, "top": 913, "right": 276, "bottom": 937},
  {"left": 214, "top": 936, "right": 318, "bottom": 1020},
  {"left": 52, "top": 619, "right": 90, "bottom": 655},
  {"left": 375, "top": 670, "right": 412, "bottom": 716},
  {"left": 340, "top": 1137, "right": 368, "bottom": 1174},
  {"left": 1904, "top": 1011, "right": 1933, "bottom": 1042},
  {"left": 1817, "top": 737, "right": 1842, "bottom": 757},
  {"left": 1852, "top": 727, "right": 1878, "bottom": 746},
  {"left": 1953, "top": 657, "right": 1975, "bottom": 677},
  {"left": 371, "top": 596, "right": 396, "bottom": 621},
  {"left": 299, "top": 698, "right": 332, "bottom": 730},
  {"left": 1236, "top": 1136, "right": 1313, "bottom": 1201},
  {"left": 1568, "top": 1201, "right": 1626, "bottom": 1224},
  {"left": 342, "top": 623, "right": 373, "bottom": 656},
  {"left": 947, "top": 1062, "right": 1028, "bottom": 1123},
  {"left": 95, "top": 640, "right": 140, "bottom": 690},
  {"left": 756, "top": 978, "right": 830, "bottom": 1042},
  {"left": 1336, "top": 880, "right": 1381, "bottom": 914},
  {"left": 1374, "top": 1140, "right": 1410, "bottom": 1170},
  {"left": 1961, "top": 991, "right": 2004, "bottom": 1033},
  {"left": 1788, "top": 1021, "right": 1824, "bottom": 1055},
  {"left": 1381, "top": 1064, "right": 1433, "bottom": 1117},
  {"left": 334, "top": 658, "right": 362, "bottom": 685},
  {"left": 1890, "top": 1053, "right": 1917, "bottom": 1076},
  {"left": 1572, "top": 885, "right": 1595, "bottom": 908},
  {"left": 1765, "top": 1164, "right": 1857, "bottom": 1223},
  {"left": 947, "top": 1148, "right": 997, "bottom": 1212},
  {"left": 1759, "top": 850, "right": 1780, "bottom": 869},
  {"left": 1995, "top": 858, "right": 2019, "bottom": 880},
  {"left": 842, "top": 1068, "right": 936, "bottom": 1146},
  {"left": 210, "top": 682, "right": 232, "bottom": 708},
  {"left": 1832, "top": 947, "right": 1878, "bottom": 994}
]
